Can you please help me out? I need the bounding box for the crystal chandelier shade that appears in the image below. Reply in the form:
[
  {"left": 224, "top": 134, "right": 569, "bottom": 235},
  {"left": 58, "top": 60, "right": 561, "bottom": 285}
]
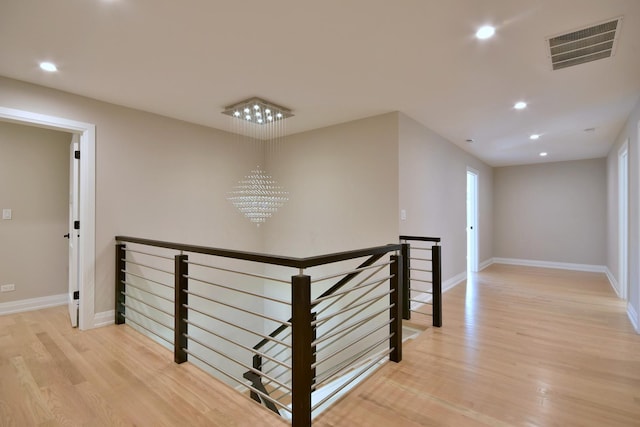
[
  {"left": 227, "top": 167, "right": 289, "bottom": 224},
  {"left": 222, "top": 97, "right": 293, "bottom": 125}
]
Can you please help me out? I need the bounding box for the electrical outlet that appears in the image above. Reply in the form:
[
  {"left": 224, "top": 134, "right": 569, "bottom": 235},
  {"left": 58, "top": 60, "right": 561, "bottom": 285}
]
[
  {"left": 2, "top": 209, "right": 11, "bottom": 220},
  {"left": 1, "top": 284, "right": 15, "bottom": 292}
]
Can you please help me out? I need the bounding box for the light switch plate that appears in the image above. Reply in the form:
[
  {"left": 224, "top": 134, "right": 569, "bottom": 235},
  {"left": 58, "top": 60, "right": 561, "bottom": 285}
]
[
  {"left": 2, "top": 209, "right": 11, "bottom": 220},
  {"left": 400, "top": 209, "right": 407, "bottom": 221}
]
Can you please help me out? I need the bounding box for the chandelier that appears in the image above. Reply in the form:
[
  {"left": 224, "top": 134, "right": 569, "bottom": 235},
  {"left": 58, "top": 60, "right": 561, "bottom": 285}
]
[{"left": 224, "top": 97, "right": 292, "bottom": 226}]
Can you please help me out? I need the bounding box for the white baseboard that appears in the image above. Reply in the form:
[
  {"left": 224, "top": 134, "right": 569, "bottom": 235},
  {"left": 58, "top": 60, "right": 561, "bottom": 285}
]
[
  {"left": 0, "top": 293, "right": 67, "bottom": 316},
  {"left": 605, "top": 267, "right": 622, "bottom": 298},
  {"left": 492, "top": 258, "right": 606, "bottom": 273},
  {"left": 93, "top": 310, "right": 115, "bottom": 328},
  {"left": 628, "top": 303, "right": 639, "bottom": 333},
  {"left": 479, "top": 258, "right": 494, "bottom": 271},
  {"left": 443, "top": 271, "right": 467, "bottom": 292}
]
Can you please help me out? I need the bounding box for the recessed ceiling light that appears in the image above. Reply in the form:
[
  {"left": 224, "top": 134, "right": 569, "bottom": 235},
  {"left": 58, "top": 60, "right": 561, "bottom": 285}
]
[
  {"left": 530, "top": 134, "right": 540, "bottom": 140},
  {"left": 476, "top": 25, "right": 496, "bottom": 40},
  {"left": 39, "top": 62, "right": 57, "bottom": 72},
  {"left": 539, "top": 152, "right": 548, "bottom": 157},
  {"left": 514, "top": 101, "right": 527, "bottom": 110}
]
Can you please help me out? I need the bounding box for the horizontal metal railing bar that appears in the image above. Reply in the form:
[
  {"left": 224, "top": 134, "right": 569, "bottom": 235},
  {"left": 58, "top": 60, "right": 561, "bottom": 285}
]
[
  {"left": 183, "top": 349, "right": 292, "bottom": 414},
  {"left": 255, "top": 252, "right": 388, "bottom": 352},
  {"left": 122, "top": 270, "right": 174, "bottom": 289},
  {"left": 409, "top": 288, "right": 433, "bottom": 293},
  {"left": 121, "top": 291, "right": 174, "bottom": 317},
  {"left": 311, "top": 275, "right": 392, "bottom": 305},
  {"left": 117, "top": 235, "right": 400, "bottom": 269},
  {"left": 121, "top": 302, "right": 174, "bottom": 330},
  {"left": 185, "top": 319, "right": 292, "bottom": 370},
  {"left": 313, "top": 265, "right": 387, "bottom": 317},
  {"left": 122, "top": 259, "right": 174, "bottom": 275},
  {"left": 122, "top": 313, "right": 174, "bottom": 346},
  {"left": 409, "top": 298, "right": 433, "bottom": 303},
  {"left": 399, "top": 235, "right": 441, "bottom": 243},
  {"left": 312, "top": 320, "right": 392, "bottom": 369},
  {"left": 121, "top": 280, "right": 174, "bottom": 304},
  {"left": 185, "top": 334, "right": 292, "bottom": 393},
  {"left": 312, "top": 348, "right": 393, "bottom": 412},
  {"left": 313, "top": 334, "right": 392, "bottom": 388},
  {"left": 186, "top": 261, "right": 291, "bottom": 284},
  {"left": 185, "top": 275, "right": 290, "bottom": 306},
  {"left": 410, "top": 278, "right": 433, "bottom": 284},
  {"left": 123, "top": 248, "right": 174, "bottom": 260},
  {"left": 184, "top": 290, "right": 291, "bottom": 327},
  {"left": 311, "top": 305, "right": 391, "bottom": 347},
  {"left": 183, "top": 304, "right": 291, "bottom": 348},
  {"left": 310, "top": 261, "right": 393, "bottom": 284},
  {"left": 410, "top": 267, "right": 433, "bottom": 273},
  {"left": 407, "top": 246, "right": 433, "bottom": 251},
  {"left": 410, "top": 257, "right": 432, "bottom": 262},
  {"left": 312, "top": 290, "right": 393, "bottom": 326}
]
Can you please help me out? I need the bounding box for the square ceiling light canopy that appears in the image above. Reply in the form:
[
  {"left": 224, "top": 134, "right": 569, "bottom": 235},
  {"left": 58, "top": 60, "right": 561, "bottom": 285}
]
[
  {"left": 222, "top": 97, "right": 293, "bottom": 125},
  {"left": 547, "top": 17, "right": 622, "bottom": 71}
]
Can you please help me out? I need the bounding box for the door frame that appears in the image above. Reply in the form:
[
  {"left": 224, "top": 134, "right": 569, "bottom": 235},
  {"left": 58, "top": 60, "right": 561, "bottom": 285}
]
[
  {"left": 618, "top": 140, "right": 629, "bottom": 300},
  {"left": 0, "top": 106, "right": 96, "bottom": 330},
  {"left": 466, "top": 167, "right": 479, "bottom": 273}
]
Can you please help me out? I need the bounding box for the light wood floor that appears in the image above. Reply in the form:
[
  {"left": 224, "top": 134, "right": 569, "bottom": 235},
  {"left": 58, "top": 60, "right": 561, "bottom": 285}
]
[
  {"left": 315, "top": 264, "right": 640, "bottom": 426},
  {"left": 1, "top": 264, "right": 639, "bottom": 426}
]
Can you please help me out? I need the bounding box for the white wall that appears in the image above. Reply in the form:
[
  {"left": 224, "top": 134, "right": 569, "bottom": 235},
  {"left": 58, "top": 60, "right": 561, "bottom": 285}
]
[
  {"left": 607, "top": 96, "right": 640, "bottom": 331},
  {"left": 0, "top": 121, "right": 70, "bottom": 302},
  {"left": 0, "top": 76, "right": 264, "bottom": 315},
  {"left": 494, "top": 158, "right": 607, "bottom": 266},
  {"left": 398, "top": 113, "right": 493, "bottom": 283}
]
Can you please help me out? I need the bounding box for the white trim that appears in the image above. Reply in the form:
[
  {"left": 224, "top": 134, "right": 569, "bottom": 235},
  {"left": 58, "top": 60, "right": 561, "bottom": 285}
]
[
  {"left": 627, "top": 303, "right": 639, "bottom": 333},
  {"left": 443, "top": 271, "right": 467, "bottom": 292},
  {"left": 618, "top": 140, "right": 629, "bottom": 301},
  {"left": 479, "top": 258, "right": 494, "bottom": 271},
  {"left": 0, "top": 107, "right": 96, "bottom": 330},
  {"left": 0, "top": 294, "right": 67, "bottom": 315},
  {"left": 492, "top": 257, "right": 606, "bottom": 273},
  {"left": 605, "top": 267, "right": 622, "bottom": 298},
  {"left": 93, "top": 310, "right": 115, "bottom": 328}
]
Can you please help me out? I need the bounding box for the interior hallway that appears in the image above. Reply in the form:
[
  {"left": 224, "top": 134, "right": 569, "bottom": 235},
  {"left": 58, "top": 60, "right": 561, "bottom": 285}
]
[{"left": 1, "top": 265, "right": 639, "bottom": 426}]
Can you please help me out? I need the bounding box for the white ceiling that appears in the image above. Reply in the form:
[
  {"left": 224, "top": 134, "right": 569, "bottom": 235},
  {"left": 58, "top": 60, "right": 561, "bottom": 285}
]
[{"left": 1, "top": 0, "right": 639, "bottom": 166}]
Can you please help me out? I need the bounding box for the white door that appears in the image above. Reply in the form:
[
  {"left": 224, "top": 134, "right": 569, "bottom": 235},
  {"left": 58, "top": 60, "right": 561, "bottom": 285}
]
[
  {"left": 67, "top": 136, "right": 80, "bottom": 327},
  {"left": 466, "top": 169, "right": 479, "bottom": 272}
]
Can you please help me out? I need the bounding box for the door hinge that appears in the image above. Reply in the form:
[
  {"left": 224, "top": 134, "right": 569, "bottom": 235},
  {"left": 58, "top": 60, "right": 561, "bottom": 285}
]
[
  {"left": 73, "top": 291, "right": 79, "bottom": 300},
  {"left": 74, "top": 150, "right": 80, "bottom": 159},
  {"left": 74, "top": 221, "right": 80, "bottom": 230}
]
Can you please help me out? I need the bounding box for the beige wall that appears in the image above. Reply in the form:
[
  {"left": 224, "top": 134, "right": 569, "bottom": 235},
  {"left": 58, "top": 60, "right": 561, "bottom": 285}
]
[
  {"left": 0, "top": 121, "right": 70, "bottom": 302},
  {"left": 494, "top": 158, "right": 607, "bottom": 265},
  {"left": 398, "top": 113, "right": 493, "bottom": 283},
  {"left": 0, "top": 76, "right": 264, "bottom": 314},
  {"left": 607, "top": 96, "right": 640, "bottom": 328},
  {"left": 263, "top": 113, "right": 399, "bottom": 257}
]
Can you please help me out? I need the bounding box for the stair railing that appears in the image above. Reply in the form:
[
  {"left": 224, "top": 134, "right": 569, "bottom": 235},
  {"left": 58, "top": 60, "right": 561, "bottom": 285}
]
[
  {"left": 399, "top": 235, "right": 442, "bottom": 326},
  {"left": 115, "top": 236, "right": 403, "bottom": 426}
]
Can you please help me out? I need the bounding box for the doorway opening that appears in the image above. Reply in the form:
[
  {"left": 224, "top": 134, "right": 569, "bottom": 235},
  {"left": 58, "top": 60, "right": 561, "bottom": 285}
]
[
  {"left": 618, "top": 140, "right": 629, "bottom": 300},
  {"left": 466, "top": 168, "right": 478, "bottom": 273},
  {"left": 0, "top": 107, "right": 96, "bottom": 329}
]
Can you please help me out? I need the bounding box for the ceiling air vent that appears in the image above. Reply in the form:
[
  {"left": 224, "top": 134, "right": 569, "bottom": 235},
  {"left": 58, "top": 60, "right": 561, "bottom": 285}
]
[{"left": 547, "top": 17, "right": 622, "bottom": 70}]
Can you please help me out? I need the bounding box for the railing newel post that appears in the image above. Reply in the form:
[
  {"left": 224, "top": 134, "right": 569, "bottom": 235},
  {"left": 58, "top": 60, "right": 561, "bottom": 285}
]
[
  {"left": 174, "top": 254, "right": 189, "bottom": 363},
  {"left": 390, "top": 253, "right": 403, "bottom": 363},
  {"left": 291, "top": 274, "right": 313, "bottom": 427},
  {"left": 115, "top": 243, "right": 126, "bottom": 325},
  {"left": 432, "top": 244, "right": 442, "bottom": 327},
  {"left": 400, "top": 243, "right": 411, "bottom": 320}
]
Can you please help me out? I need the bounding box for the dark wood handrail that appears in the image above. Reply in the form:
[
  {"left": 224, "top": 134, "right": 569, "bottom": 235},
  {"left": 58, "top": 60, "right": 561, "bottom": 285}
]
[
  {"left": 399, "top": 235, "right": 441, "bottom": 243},
  {"left": 116, "top": 235, "right": 400, "bottom": 269}
]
